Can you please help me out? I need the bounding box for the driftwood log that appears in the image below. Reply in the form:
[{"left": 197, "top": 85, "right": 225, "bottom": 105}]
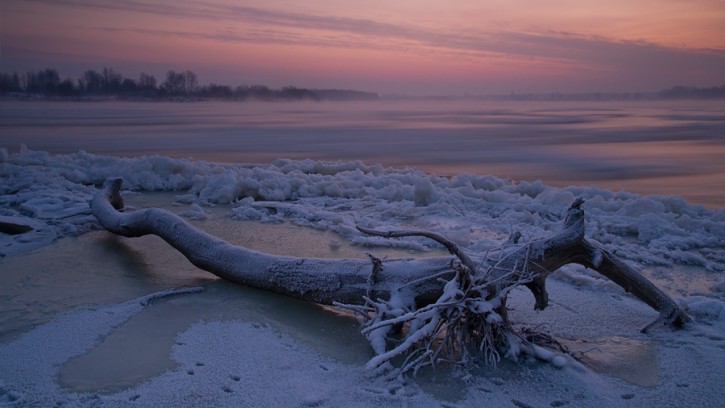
[{"left": 91, "top": 178, "right": 690, "bottom": 372}]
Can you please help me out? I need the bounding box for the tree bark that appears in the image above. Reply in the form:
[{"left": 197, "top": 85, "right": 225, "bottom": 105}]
[{"left": 91, "top": 179, "right": 689, "bottom": 330}]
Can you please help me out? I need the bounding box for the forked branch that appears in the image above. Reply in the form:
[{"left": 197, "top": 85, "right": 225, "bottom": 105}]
[{"left": 91, "top": 178, "right": 690, "bottom": 372}]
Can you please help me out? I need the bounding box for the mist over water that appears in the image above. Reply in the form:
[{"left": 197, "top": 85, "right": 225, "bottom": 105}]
[{"left": 2, "top": 99, "right": 723, "bottom": 207}]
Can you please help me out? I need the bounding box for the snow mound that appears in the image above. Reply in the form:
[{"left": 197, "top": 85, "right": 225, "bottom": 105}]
[
  {"left": 2, "top": 148, "right": 722, "bottom": 273},
  {"left": 682, "top": 296, "right": 725, "bottom": 322}
]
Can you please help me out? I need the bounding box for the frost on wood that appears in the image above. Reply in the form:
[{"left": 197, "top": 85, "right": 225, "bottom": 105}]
[{"left": 91, "top": 178, "right": 690, "bottom": 374}]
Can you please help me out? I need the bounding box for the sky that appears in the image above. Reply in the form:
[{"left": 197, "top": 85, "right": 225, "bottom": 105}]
[{"left": 2, "top": 0, "right": 725, "bottom": 95}]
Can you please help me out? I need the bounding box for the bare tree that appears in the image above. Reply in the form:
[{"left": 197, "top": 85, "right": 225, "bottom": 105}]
[
  {"left": 162, "top": 70, "right": 185, "bottom": 95},
  {"left": 80, "top": 70, "right": 103, "bottom": 94},
  {"left": 138, "top": 72, "right": 157, "bottom": 90},
  {"left": 0, "top": 72, "right": 23, "bottom": 94},
  {"left": 161, "top": 70, "right": 197, "bottom": 95},
  {"left": 101, "top": 67, "right": 123, "bottom": 93},
  {"left": 91, "top": 178, "right": 689, "bottom": 374},
  {"left": 183, "top": 70, "right": 197, "bottom": 95},
  {"left": 23, "top": 68, "right": 61, "bottom": 94}
]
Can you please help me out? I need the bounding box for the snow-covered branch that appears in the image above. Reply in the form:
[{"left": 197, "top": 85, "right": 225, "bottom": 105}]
[{"left": 91, "top": 178, "right": 690, "bottom": 373}]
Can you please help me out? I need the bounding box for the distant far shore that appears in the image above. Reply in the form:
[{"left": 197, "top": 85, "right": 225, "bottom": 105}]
[
  {"left": 0, "top": 92, "right": 379, "bottom": 103},
  {"left": 0, "top": 67, "right": 378, "bottom": 102},
  {"left": 4, "top": 88, "right": 725, "bottom": 103},
  {"left": 2, "top": 67, "right": 724, "bottom": 102}
]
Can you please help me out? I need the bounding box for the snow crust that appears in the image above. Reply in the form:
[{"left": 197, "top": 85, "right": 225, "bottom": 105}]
[
  {"left": 1, "top": 147, "right": 723, "bottom": 315},
  {"left": 2, "top": 282, "right": 723, "bottom": 408},
  {"left": 1, "top": 147, "right": 724, "bottom": 407},
  {"left": 2, "top": 147, "right": 722, "bottom": 269}
]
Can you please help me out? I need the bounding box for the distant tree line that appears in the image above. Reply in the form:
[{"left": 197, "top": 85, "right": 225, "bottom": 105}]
[
  {"left": 483, "top": 86, "right": 725, "bottom": 102},
  {"left": 0, "top": 67, "right": 378, "bottom": 101},
  {"left": 658, "top": 85, "right": 725, "bottom": 99}
]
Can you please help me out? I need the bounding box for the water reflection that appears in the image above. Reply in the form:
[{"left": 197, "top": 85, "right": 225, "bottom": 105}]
[{"left": 57, "top": 280, "right": 372, "bottom": 393}]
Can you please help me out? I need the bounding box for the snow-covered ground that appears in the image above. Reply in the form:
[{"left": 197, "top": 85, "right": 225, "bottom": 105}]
[{"left": 1, "top": 148, "right": 724, "bottom": 407}]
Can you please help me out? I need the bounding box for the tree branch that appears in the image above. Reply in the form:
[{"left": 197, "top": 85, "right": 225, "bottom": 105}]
[
  {"left": 356, "top": 226, "right": 478, "bottom": 274},
  {"left": 91, "top": 178, "right": 689, "bottom": 330}
]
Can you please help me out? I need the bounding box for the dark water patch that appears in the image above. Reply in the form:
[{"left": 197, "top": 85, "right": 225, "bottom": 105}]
[{"left": 560, "top": 336, "right": 659, "bottom": 387}]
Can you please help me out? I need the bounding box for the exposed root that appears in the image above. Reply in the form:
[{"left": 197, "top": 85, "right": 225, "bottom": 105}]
[
  {"left": 338, "top": 245, "right": 564, "bottom": 376},
  {"left": 345, "top": 223, "right": 613, "bottom": 376},
  {"left": 518, "top": 325, "right": 569, "bottom": 354}
]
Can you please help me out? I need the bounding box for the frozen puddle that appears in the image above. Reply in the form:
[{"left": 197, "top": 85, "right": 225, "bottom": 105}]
[
  {"left": 57, "top": 284, "right": 660, "bottom": 395},
  {"left": 560, "top": 336, "right": 659, "bottom": 387},
  {"left": 57, "top": 281, "right": 371, "bottom": 393}
]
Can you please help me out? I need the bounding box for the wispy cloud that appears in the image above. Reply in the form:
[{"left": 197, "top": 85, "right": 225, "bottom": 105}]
[
  {"left": 85, "top": 11, "right": 725, "bottom": 76},
  {"left": 12, "top": 0, "right": 725, "bottom": 88}
]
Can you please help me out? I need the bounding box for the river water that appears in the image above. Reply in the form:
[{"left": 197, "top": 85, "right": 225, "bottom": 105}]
[{"left": 2, "top": 98, "right": 723, "bottom": 207}]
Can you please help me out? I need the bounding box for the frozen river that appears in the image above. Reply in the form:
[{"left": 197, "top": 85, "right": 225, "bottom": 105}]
[
  {"left": 2, "top": 98, "right": 724, "bottom": 207},
  {"left": 1, "top": 98, "right": 724, "bottom": 407}
]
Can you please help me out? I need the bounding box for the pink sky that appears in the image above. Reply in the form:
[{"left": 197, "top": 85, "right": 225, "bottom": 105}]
[{"left": 2, "top": 0, "right": 724, "bottom": 95}]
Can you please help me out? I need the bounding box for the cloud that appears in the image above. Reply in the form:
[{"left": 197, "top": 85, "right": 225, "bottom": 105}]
[
  {"left": 13, "top": 0, "right": 725, "bottom": 88},
  {"left": 92, "top": 20, "right": 725, "bottom": 80},
  {"left": 496, "top": 31, "right": 725, "bottom": 69}
]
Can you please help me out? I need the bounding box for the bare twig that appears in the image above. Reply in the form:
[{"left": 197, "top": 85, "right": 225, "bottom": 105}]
[{"left": 357, "top": 226, "right": 478, "bottom": 274}]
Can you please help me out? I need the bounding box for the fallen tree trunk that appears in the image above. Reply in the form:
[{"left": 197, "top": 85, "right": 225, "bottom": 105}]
[
  {"left": 91, "top": 178, "right": 689, "bottom": 371},
  {"left": 92, "top": 178, "right": 453, "bottom": 306}
]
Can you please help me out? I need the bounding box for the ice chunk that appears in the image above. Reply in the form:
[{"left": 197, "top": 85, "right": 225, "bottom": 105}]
[
  {"left": 684, "top": 296, "right": 725, "bottom": 321},
  {"left": 0, "top": 215, "right": 44, "bottom": 234}
]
